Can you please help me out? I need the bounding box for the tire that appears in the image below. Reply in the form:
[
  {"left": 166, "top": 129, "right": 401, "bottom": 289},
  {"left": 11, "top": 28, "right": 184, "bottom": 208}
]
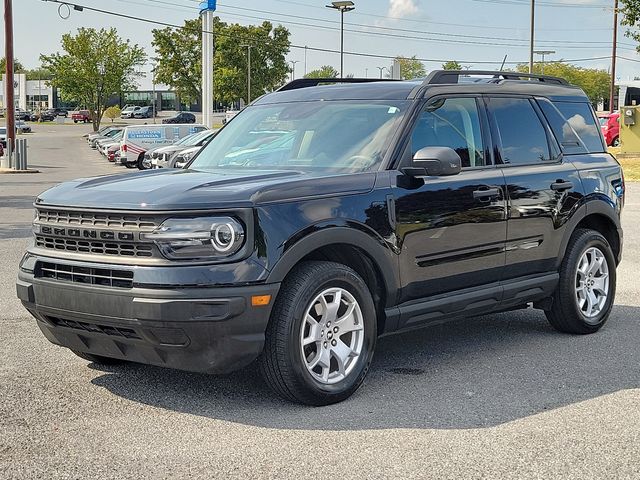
[
  {"left": 71, "top": 350, "right": 126, "bottom": 365},
  {"left": 546, "top": 228, "right": 616, "bottom": 334},
  {"left": 137, "top": 154, "right": 150, "bottom": 170},
  {"left": 612, "top": 137, "right": 620, "bottom": 147},
  {"left": 259, "top": 261, "right": 377, "bottom": 406},
  {"left": 124, "top": 161, "right": 137, "bottom": 169},
  {"left": 73, "top": 120, "right": 78, "bottom": 123}
]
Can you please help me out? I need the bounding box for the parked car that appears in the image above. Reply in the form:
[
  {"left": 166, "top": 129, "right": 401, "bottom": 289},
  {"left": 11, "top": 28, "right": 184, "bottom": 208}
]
[
  {"left": 120, "top": 106, "right": 141, "bottom": 119},
  {"left": 105, "top": 143, "right": 121, "bottom": 162},
  {"left": 17, "top": 71, "right": 624, "bottom": 405},
  {"left": 599, "top": 112, "right": 620, "bottom": 147},
  {"left": 96, "top": 131, "right": 123, "bottom": 153},
  {"left": 72, "top": 110, "right": 92, "bottom": 123},
  {"left": 0, "top": 127, "right": 6, "bottom": 147},
  {"left": 15, "top": 121, "right": 31, "bottom": 133},
  {"left": 150, "top": 129, "right": 216, "bottom": 169},
  {"left": 0, "top": 142, "right": 3, "bottom": 157},
  {"left": 118, "top": 123, "right": 207, "bottom": 169},
  {"left": 15, "top": 109, "right": 32, "bottom": 121},
  {"left": 84, "top": 125, "right": 116, "bottom": 140},
  {"left": 170, "top": 145, "right": 202, "bottom": 169},
  {"left": 38, "top": 108, "right": 67, "bottom": 121},
  {"left": 89, "top": 127, "right": 123, "bottom": 148},
  {"left": 162, "top": 112, "right": 196, "bottom": 124},
  {"left": 133, "top": 106, "right": 154, "bottom": 119}
]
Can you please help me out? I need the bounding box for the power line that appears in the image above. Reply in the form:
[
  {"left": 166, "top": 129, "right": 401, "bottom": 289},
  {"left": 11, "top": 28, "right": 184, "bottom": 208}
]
[{"left": 39, "top": 0, "right": 636, "bottom": 67}]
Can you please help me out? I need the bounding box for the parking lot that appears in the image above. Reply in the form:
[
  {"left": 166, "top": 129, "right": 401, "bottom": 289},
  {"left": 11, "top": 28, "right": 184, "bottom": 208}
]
[{"left": 2, "top": 124, "right": 640, "bottom": 478}]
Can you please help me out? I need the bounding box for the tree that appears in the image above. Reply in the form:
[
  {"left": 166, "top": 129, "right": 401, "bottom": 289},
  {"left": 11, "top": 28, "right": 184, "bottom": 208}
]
[
  {"left": 442, "top": 61, "right": 462, "bottom": 70},
  {"left": 621, "top": 0, "right": 640, "bottom": 45},
  {"left": 0, "top": 57, "right": 25, "bottom": 73},
  {"left": 305, "top": 65, "right": 339, "bottom": 78},
  {"left": 41, "top": 28, "right": 146, "bottom": 131},
  {"left": 516, "top": 62, "right": 610, "bottom": 104},
  {"left": 389, "top": 56, "right": 426, "bottom": 80},
  {"left": 104, "top": 105, "right": 121, "bottom": 122},
  {"left": 152, "top": 18, "right": 291, "bottom": 105},
  {"left": 152, "top": 18, "right": 203, "bottom": 105},
  {"left": 24, "top": 68, "right": 53, "bottom": 81}
]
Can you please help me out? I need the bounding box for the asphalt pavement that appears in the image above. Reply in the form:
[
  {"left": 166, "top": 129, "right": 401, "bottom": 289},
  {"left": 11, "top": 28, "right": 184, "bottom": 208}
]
[{"left": 1, "top": 124, "right": 640, "bottom": 479}]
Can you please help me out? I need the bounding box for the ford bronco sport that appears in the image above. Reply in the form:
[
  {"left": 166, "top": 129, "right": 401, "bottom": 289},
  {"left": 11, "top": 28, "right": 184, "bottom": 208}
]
[{"left": 17, "top": 71, "right": 624, "bottom": 405}]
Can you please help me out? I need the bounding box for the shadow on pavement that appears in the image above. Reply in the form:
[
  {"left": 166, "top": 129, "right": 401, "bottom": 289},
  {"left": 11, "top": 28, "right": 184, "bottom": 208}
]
[
  {"left": 89, "top": 305, "right": 640, "bottom": 430},
  {"left": 0, "top": 195, "right": 37, "bottom": 210}
]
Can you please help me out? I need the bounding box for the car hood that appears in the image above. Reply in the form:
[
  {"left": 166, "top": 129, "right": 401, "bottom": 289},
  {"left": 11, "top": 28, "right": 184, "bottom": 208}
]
[{"left": 36, "top": 168, "right": 377, "bottom": 210}]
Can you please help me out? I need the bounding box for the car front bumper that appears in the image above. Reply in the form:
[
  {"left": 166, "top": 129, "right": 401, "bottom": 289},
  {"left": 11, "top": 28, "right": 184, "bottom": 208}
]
[{"left": 17, "top": 264, "right": 280, "bottom": 374}]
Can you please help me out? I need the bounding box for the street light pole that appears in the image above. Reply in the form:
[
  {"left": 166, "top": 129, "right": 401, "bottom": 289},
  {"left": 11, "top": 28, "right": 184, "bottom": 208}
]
[
  {"left": 304, "top": 46, "right": 308, "bottom": 76},
  {"left": 533, "top": 50, "right": 555, "bottom": 74},
  {"left": 151, "top": 63, "right": 156, "bottom": 124},
  {"left": 241, "top": 45, "right": 253, "bottom": 105},
  {"left": 376, "top": 66, "right": 386, "bottom": 79},
  {"left": 289, "top": 60, "right": 299, "bottom": 81},
  {"left": 326, "top": 1, "right": 355, "bottom": 78},
  {"left": 610, "top": 0, "right": 619, "bottom": 113},
  {"left": 529, "top": 0, "right": 535, "bottom": 74}
]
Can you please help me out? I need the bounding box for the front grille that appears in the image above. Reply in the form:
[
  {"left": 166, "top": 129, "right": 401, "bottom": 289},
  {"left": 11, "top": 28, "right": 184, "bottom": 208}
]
[
  {"left": 34, "top": 207, "right": 164, "bottom": 259},
  {"left": 35, "top": 235, "right": 153, "bottom": 257},
  {"left": 36, "top": 261, "right": 134, "bottom": 288},
  {"left": 46, "top": 316, "right": 141, "bottom": 339},
  {"left": 36, "top": 209, "right": 159, "bottom": 230}
]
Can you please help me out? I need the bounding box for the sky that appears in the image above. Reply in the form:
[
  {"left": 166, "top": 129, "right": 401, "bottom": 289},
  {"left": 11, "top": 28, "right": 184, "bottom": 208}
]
[{"left": 2, "top": 0, "right": 639, "bottom": 90}]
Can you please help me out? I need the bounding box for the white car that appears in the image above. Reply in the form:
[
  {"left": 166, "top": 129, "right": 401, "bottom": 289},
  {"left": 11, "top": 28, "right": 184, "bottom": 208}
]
[{"left": 120, "top": 106, "right": 141, "bottom": 119}]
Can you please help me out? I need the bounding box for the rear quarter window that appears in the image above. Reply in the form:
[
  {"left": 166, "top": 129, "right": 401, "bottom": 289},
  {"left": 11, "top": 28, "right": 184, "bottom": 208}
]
[{"left": 538, "top": 100, "right": 605, "bottom": 154}]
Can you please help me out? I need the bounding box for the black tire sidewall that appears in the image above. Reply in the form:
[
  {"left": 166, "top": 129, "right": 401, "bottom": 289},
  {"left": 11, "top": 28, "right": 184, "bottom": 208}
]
[
  {"left": 283, "top": 266, "right": 376, "bottom": 399},
  {"left": 563, "top": 232, "right": 616, "bottom": 328}
]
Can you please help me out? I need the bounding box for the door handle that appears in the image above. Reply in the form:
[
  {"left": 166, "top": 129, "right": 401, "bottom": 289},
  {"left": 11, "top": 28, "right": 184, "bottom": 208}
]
[
  {"left": 550, "top": 180, "right": 573, "bottom": 191},
  {"left": 473, "top": 187, "right": 500, "bottom": 200}
]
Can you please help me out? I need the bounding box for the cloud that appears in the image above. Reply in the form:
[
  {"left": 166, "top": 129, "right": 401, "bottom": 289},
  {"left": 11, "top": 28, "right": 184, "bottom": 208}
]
[{"left": 387, "top": 0, "right": 419, "bottom": 18}]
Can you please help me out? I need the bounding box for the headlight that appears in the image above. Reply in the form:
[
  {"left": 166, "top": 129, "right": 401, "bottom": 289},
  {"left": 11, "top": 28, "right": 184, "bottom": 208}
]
[{"left": 141, "top": 216, "right": 245, "bottom": 260}]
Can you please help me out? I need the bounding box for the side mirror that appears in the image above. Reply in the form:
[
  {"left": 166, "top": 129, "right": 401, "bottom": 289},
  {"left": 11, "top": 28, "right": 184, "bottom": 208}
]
[{"left": 403, "top": 146, "right": 462, "bottom": 177}]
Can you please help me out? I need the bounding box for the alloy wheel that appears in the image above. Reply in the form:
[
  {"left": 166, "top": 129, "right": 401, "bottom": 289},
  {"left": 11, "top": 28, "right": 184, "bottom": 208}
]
[{"left": 575, "top": 246, "right": 610, "bottom": 318}]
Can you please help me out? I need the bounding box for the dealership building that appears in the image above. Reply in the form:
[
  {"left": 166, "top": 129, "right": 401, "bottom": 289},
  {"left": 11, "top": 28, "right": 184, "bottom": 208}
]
[{"left": 0, "top": 73, "right": 187, "bottom": 112}]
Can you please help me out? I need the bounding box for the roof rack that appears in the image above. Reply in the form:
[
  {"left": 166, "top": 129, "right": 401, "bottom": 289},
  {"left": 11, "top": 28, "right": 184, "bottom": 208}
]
[
  {"left": 423, "top": 70, "right": 569, "bottom": 86},
  {"left": 277, "top": 77, "right": 399, "bottom": 92}
]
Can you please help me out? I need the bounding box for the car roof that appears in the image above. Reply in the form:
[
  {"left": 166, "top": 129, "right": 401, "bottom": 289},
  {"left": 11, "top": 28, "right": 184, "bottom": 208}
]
[{"left": 255, "top": 70, "right": 589, "bottom": 105}]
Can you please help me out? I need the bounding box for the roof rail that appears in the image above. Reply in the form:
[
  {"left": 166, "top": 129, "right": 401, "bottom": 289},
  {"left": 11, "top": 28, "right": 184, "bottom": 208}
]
[
  {"left": 424, "top": 70, "right": 569, "bottom": 86},
  {"left": 277, "top": 77, "right": 399, "bottom": 92}
]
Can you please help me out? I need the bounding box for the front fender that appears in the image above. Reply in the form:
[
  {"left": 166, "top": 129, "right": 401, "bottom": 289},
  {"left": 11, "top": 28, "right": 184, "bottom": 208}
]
[{"left": 266, "top": 225, "right": 400, "bottom": 305}]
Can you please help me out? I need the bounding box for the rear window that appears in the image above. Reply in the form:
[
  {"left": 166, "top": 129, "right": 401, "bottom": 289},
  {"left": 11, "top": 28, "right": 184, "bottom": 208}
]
[{"left": 538, "top": 100, "right": 605, "bottom": 154}]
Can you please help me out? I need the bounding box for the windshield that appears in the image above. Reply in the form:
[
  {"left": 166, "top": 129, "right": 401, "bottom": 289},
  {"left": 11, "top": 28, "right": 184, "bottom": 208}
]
[
  {"left": 0, "top": 128, "right": 6, "bottom": 135},
  {"left": 175, "top": 130, "right": 211, "bottom": 147},
  {"left": 190, "top": 101, "right": 408, "bottom": 173}
]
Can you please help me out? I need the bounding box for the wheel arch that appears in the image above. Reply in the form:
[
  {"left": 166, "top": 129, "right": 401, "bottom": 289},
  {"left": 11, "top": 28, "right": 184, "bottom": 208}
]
[
  {"left": 266, "top": 227, "right": 399, "bottom": 334},
  {"left": 559, "top": 199, "right": 622, "bottom": 266}
]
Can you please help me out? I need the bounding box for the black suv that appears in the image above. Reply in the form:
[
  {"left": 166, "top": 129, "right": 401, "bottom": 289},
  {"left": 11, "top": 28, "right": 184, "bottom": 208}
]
[{"left": 17, "top": 71, "right": 624, "bottom": 405}]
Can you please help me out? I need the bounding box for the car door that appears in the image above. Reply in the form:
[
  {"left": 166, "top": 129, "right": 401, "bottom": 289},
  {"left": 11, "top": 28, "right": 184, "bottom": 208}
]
[
  {"left": 392, "top": 96, "right": 508, "bottom": 318},
  {"left": 485, "top": 96, "right": 584, "bottom": 283}
]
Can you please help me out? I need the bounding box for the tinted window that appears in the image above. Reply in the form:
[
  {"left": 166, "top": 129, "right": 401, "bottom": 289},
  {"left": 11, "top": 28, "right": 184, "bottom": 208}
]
[
  {"left": 537, "top": 99, "right": 586, "bottom": 155},
  {"left": 553, "top": 102, "right": 605, "bottom": 153},
  {"left": 488, "top": 97, "right": 551, "bottom": 165},
  {"left": 411, "top": 97, "right": 485, "bottom": 167}
]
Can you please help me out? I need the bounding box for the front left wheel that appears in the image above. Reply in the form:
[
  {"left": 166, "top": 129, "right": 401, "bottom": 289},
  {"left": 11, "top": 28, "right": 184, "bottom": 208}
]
[{"left": 259, "top": 261, "right": 377, "bottom": 405}]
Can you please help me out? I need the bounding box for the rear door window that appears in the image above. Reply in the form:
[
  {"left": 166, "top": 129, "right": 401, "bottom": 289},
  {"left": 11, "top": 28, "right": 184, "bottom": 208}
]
[
  {"left": 550, "top": 101, "right": 605, "bottom": 153},
  {"left": 487, "top": 97, "right": 552, "bottom": 165}
]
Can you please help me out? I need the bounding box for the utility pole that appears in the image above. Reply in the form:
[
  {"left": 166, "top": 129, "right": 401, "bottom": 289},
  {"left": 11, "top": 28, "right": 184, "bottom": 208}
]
[
  {"left": 529, "top": 0, "right": 535, "bottom": 74},
  {"left": 327, "top": 1, "right": 355, "bottom": 78},
  {"left": 304, "top": 46, "right": 308, "bottom": 76},
  {"left": 241, "top": 45, "right": 252, "bottom": 105},
  {"left": 4, "top": 0, "right": 15, "bottom": 168},
  {"left": 610, "top": 0, "right": 619, "bottom": 113}
]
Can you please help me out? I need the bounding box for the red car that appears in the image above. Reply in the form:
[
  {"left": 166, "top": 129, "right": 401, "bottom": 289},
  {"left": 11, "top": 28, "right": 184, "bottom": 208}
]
[
  {"left": 599, "top": 112, "right": 620, "bottom": 147},
  {"left": 72, "top": 110, "right": 92, "bottom": 123}
]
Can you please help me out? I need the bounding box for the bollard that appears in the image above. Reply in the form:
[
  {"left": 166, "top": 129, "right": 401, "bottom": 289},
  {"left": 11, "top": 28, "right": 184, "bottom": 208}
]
[
  {"left": 22, "top": 138, "right": 28, "bottom": 170},
  {"left": 14, "top": 139, "right": 22, "bottom": 170},
  {"left": 6, "top": 142, "right": 13, "bottom": 169}
]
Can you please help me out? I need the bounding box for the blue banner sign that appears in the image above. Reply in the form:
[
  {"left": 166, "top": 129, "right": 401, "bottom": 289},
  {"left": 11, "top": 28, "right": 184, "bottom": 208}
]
[
  {"left": 128, "top": 130, "right": 163, "bottom": 140},
  {"left": 199, "top": 0, "right": 216, "bottom": 12}
]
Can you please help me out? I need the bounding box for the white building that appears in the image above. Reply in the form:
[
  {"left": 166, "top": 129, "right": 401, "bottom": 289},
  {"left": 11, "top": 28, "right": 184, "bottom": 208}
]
[{"left": 0, "top": 73, "right": 53, "bottom": 111}]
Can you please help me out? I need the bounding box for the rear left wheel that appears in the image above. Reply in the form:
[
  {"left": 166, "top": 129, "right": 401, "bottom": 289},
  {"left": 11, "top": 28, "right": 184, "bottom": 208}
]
[{"left": 259, "top": 261, "right": 377, "bottom": 405}]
